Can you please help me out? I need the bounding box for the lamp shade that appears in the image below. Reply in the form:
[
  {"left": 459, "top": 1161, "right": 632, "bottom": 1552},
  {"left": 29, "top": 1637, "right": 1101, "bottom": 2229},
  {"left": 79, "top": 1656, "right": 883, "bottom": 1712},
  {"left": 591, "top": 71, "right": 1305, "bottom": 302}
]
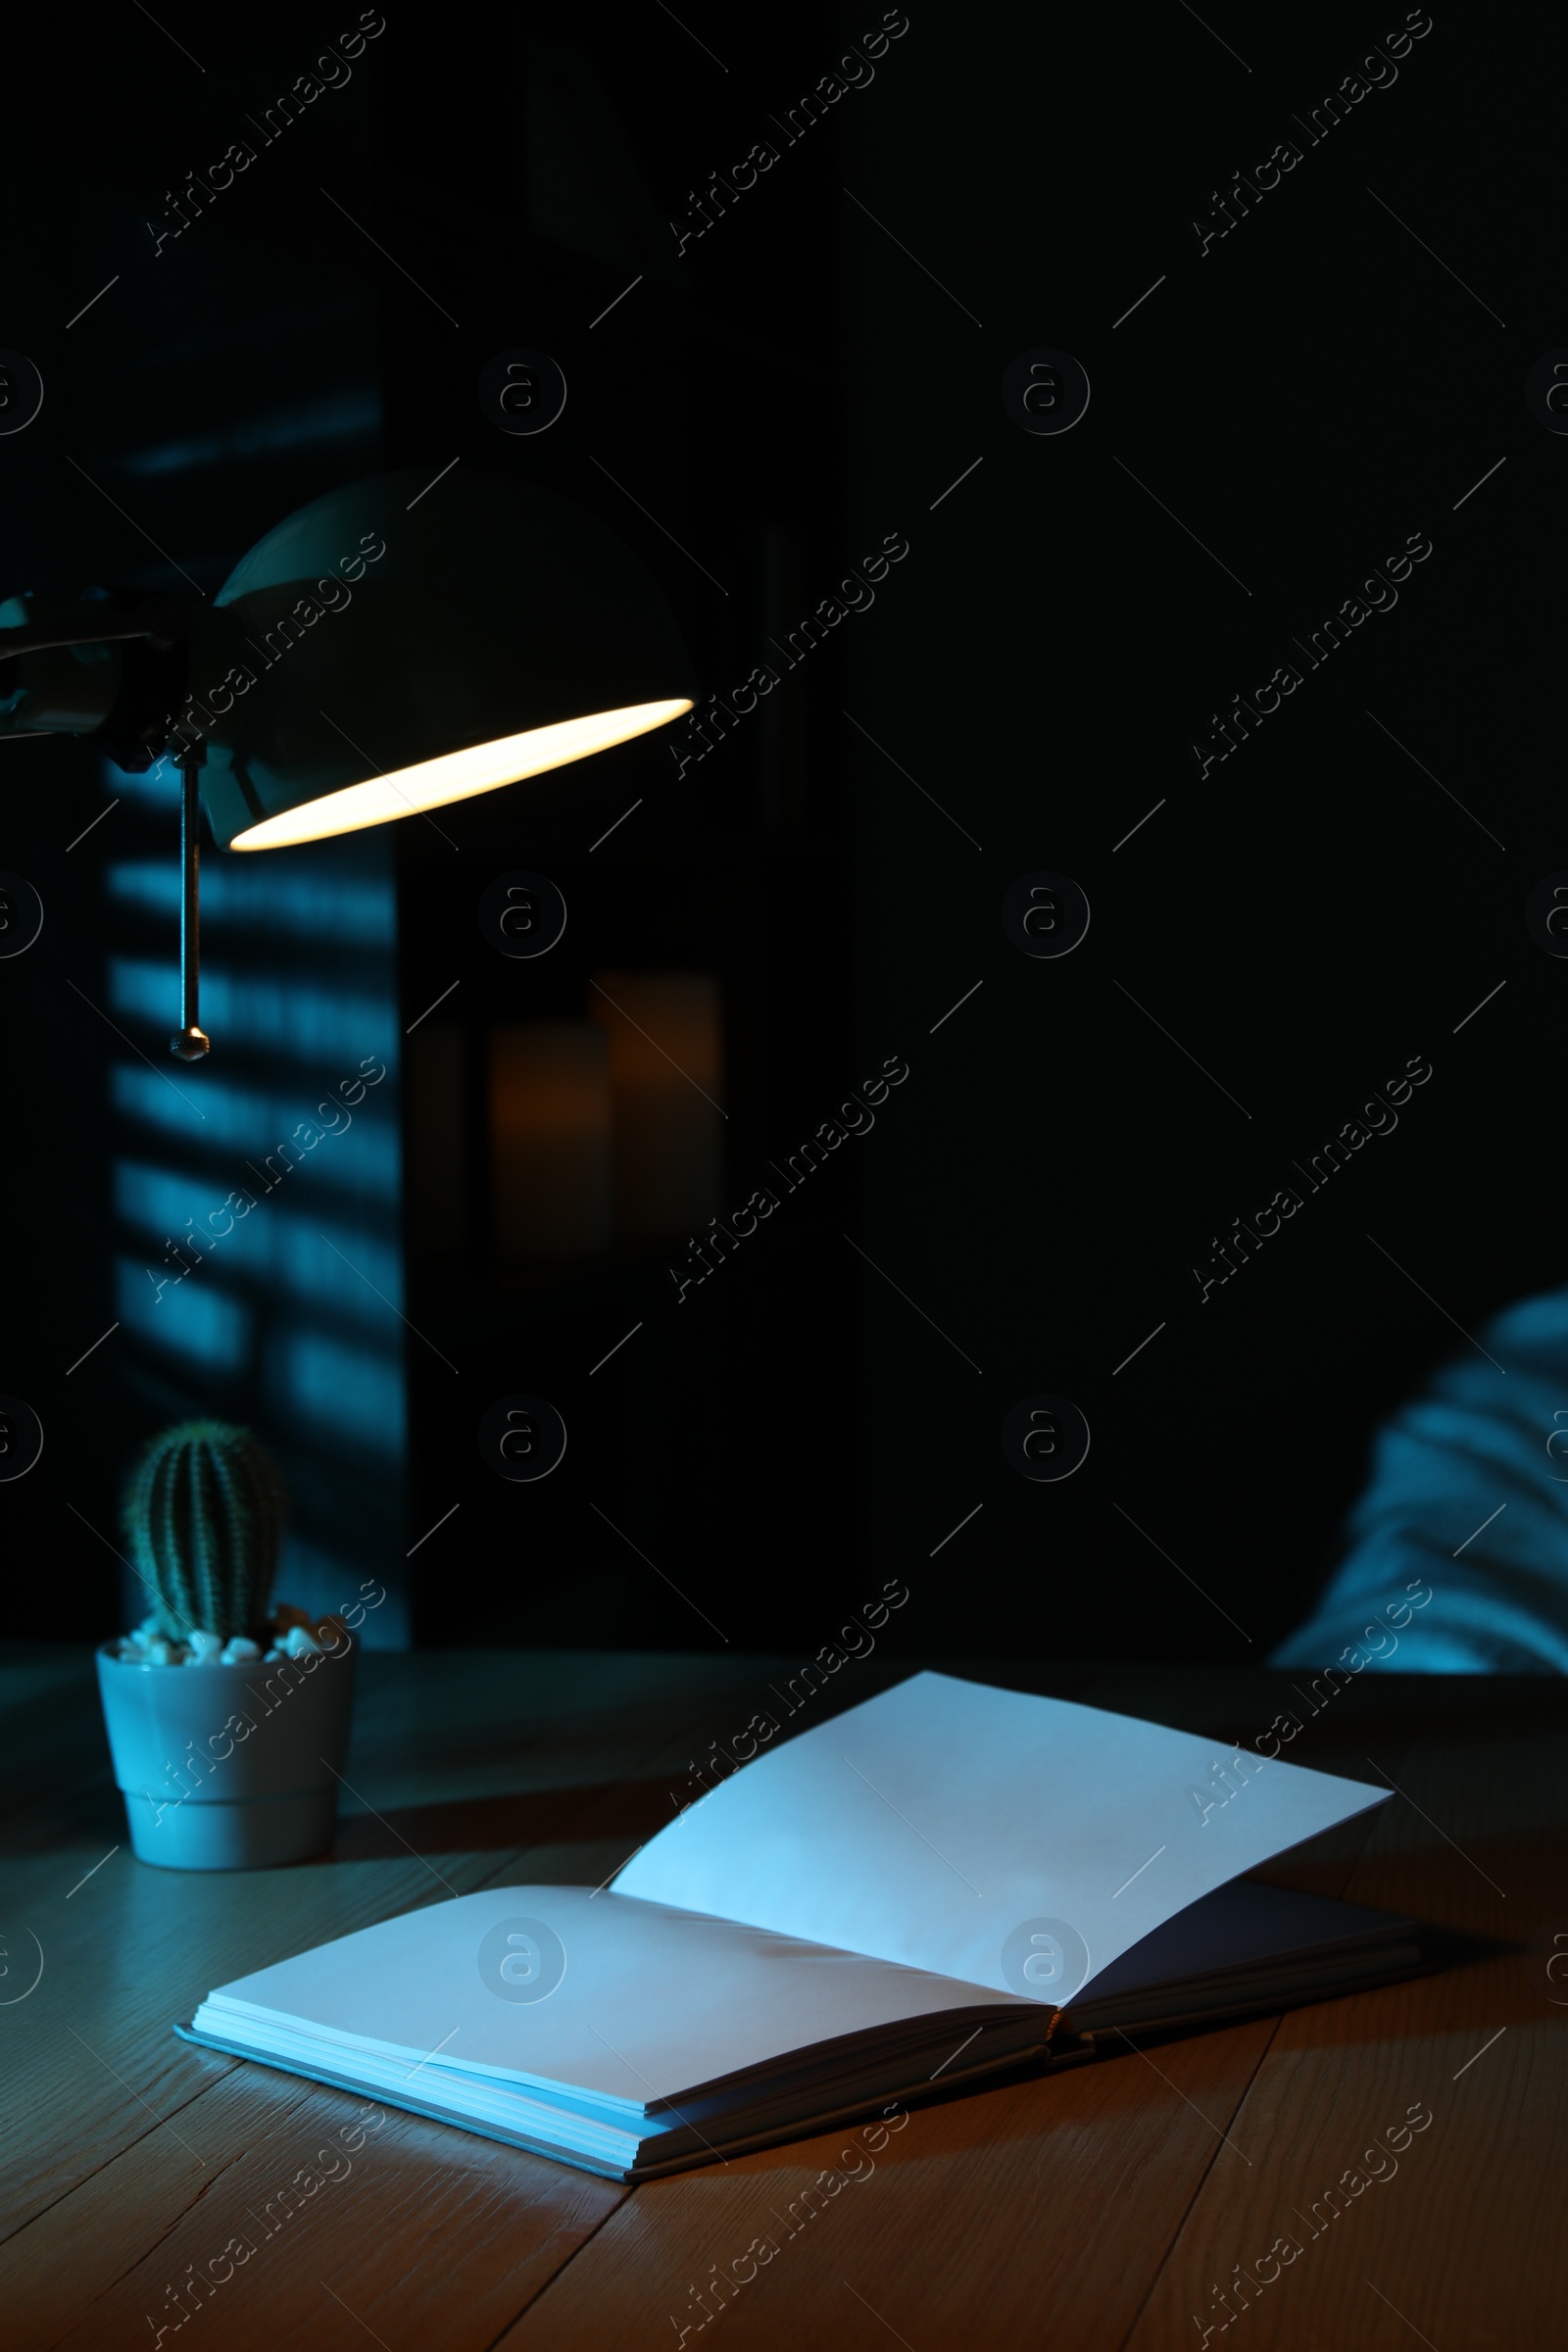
[{"left": 186, "top": 468, "right": 697, "bottom": 851}]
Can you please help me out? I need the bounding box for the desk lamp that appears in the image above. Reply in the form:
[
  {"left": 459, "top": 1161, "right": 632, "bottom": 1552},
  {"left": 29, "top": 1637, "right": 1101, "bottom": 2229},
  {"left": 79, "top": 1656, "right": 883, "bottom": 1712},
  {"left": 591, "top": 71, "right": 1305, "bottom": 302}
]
[{"left": 0, "top": 469, "right": 697, "bottom": 1055}]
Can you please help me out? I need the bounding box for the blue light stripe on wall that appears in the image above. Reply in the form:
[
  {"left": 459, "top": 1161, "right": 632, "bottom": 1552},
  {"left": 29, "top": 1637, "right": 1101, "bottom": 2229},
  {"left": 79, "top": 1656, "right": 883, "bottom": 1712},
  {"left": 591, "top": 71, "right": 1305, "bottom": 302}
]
[
  {"left": 109, "top": 1065, "right": 399, "bottom": 1196},
  {"left": 104, "top": 747, "right": 408, "bottom": 1644},
  {"left": 108, "top": 958, "right": 396, "bottom": 1065},
  {"left": 270, "top": 1332, "right": 406, "bottom": 1455},
  {"left": 105, "top": 858, "right": 396, "bottom": 943},
  {"left": 116, "top": 1254, "right": 252, "bottom": 1372}
]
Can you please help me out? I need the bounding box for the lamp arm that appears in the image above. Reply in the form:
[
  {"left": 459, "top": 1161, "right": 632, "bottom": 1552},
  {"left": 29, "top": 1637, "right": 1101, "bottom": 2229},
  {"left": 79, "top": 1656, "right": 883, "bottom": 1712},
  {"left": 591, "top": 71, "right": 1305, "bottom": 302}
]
[
  {"left": 0, "top": 615, "right": 178, "bottom": 660},
  {"left": 0, "top": 597, "right": 194, "bottom": 761}
]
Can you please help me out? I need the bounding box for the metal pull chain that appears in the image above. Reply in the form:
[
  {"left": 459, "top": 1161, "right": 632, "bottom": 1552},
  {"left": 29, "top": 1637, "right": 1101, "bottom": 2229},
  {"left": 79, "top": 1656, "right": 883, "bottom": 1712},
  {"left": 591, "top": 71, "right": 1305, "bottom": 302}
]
[{"left": 171, "top": 743, "right": 211, "bottom": 1061}]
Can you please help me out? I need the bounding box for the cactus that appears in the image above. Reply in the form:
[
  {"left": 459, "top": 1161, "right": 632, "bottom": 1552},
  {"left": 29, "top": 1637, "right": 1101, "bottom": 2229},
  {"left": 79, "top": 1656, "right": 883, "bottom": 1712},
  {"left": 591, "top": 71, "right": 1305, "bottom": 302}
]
[{"left": 123, "top": 1421, "right": 283, "bottom": 1642}]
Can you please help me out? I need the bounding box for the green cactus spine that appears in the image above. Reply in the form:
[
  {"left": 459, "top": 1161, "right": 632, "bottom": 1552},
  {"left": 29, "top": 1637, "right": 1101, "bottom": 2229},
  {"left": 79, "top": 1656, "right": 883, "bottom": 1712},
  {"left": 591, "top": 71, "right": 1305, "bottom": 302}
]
[{"left": 123, "top": 1421, "right": 283, "bottom": 1642}]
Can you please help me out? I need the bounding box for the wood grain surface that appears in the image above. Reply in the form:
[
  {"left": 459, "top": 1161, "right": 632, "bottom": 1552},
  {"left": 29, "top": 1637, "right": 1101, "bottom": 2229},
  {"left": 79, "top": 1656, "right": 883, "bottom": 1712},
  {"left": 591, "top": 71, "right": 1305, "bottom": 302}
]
[{"left": 1, "top": 1650, "right": 1558, "bottom": 2350}]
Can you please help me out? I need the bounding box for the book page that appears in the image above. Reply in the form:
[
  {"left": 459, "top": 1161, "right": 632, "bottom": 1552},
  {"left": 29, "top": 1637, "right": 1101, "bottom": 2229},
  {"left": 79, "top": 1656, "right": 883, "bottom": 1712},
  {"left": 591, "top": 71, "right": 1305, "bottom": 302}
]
[
  {"left": 1069, "top": 1879, "right": 1409, "bottom": 2005},
  {"left": 612, "top": 1672, "right": 1391, "bottom": 2001},
  {"left": 197, "top": 1884, "right": 1031, "bottom": 2109}
]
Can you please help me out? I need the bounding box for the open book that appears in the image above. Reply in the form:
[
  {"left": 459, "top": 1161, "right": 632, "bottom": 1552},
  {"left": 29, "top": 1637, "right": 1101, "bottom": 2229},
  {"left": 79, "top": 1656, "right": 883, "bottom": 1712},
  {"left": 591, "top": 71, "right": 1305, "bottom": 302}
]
[{"left": 176, "top": 1673, "right": 1420, "bottom": 2179}]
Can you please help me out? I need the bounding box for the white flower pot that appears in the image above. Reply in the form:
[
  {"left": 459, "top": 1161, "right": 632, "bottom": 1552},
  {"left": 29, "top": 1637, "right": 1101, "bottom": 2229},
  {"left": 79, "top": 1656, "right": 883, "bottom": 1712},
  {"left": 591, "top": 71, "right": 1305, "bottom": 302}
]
[{"left": 96, "top": 1633, "right": 358, "bottom": 1869}]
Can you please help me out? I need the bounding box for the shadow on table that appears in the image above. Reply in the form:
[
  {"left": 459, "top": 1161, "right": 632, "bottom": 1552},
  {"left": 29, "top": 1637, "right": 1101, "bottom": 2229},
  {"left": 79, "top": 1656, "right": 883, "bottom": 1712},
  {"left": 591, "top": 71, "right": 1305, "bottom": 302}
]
[{"left": 325, "top": 1776, "right": 677, "bottom": 1860}]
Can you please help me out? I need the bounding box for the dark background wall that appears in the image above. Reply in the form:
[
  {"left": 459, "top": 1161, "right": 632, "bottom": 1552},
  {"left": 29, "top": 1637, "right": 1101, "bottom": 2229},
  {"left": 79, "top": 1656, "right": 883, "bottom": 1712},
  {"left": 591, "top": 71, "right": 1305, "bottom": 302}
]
[
  {"left": 839, "top": 3, "right": 1563, "bottom": 1662},
  {"left": 1, "top": 5, "right": 1559, "bottom": 1662}
]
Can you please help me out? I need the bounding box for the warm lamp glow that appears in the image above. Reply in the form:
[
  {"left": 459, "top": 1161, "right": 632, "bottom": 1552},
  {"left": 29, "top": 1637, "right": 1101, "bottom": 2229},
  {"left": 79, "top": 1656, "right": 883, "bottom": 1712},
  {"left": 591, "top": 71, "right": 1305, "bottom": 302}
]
[
  {"left": 490, "top": 1023, "right": 613, "bottom": 1259},
  {"left": 590, "top": 972, "right": 724, "bottom": 1241},
  {"left": 229, "top": 698, "right": 692, "bottom": 850}
]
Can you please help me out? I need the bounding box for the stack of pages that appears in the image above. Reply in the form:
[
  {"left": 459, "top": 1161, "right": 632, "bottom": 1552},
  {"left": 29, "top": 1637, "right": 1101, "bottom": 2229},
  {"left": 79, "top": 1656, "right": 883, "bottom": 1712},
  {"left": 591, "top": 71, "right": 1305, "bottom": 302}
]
[{"left": 177, "top": 1672, "right": 1419, "bottom": 2178}]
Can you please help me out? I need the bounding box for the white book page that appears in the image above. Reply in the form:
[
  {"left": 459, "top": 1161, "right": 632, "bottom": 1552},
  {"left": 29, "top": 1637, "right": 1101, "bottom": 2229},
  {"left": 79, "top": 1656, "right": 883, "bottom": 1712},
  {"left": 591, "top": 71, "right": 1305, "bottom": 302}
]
[
  {"left": 612, "top": 1672, "right": 1391, "bottom": 2000},
  {"left": 198, "top": 1884, "right": 1032, "bottom": 2108}
]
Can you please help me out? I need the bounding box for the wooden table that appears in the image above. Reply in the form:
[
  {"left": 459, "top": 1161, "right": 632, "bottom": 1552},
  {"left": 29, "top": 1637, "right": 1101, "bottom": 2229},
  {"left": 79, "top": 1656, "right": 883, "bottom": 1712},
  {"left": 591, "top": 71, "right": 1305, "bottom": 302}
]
[{"left": 1, "top": 1648, "right": 1560, "bottom": 2350}]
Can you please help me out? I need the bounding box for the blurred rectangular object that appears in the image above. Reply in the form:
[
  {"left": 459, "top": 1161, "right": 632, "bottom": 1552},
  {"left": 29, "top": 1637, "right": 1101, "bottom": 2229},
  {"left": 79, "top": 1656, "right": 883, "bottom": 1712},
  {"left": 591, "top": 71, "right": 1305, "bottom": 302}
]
[
  {"left": 490, "top": 1022, "right": 613, "bottom": 1259},
  {"left": 590, "top": 972, "right": 724, "bottom": 1242}
]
